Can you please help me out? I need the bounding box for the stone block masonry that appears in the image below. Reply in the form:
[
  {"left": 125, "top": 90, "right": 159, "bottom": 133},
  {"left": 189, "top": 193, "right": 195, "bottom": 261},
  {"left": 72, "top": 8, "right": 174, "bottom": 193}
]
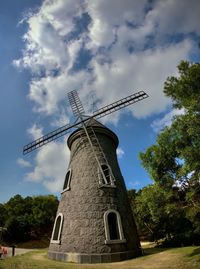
[{"left": 48, "top": 119, "right": 141, "bottom": 263}]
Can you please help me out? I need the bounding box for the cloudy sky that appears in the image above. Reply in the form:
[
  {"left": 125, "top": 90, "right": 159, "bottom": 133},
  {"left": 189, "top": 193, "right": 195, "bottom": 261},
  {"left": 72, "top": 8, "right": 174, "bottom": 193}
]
[{"left": 0, "top": 0, "right": 199, "bottom": 203}]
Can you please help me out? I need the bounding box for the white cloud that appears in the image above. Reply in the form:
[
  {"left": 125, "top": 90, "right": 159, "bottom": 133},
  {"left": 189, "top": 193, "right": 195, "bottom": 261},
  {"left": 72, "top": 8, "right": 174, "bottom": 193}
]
[
  {"left": 15, "top": 0, "right": 199, "bottom": 193},
  {"left": 17, "top": 158, "right": 32, "bottom": 168},
  {"left": 51, "top": 108, "right": 70, "bottom": 128},
  {"left": 26, "top": 38, "right": 192, "bottom": 118},
  {"left": 151, "top": 108, "right": 185, "bottom": 132},
  {"left": 27, "top": 123, "right": 43, "bottom": 140},
  {"left": 117, "top": 147, "right": 125, "bottom": 159},
  {"left": 28, "top": 70, "right": 91, "bottom": 115},
  {"left": 15, "top": 0, "right": 195, "bottom": 119},
  {"left": 86, "top": 39, "right": 192, "bottom": 120},
  {"left": 14, "top": 0, "right": 84, "bottom": 75},
  {"left": 150, "top": 0, "right": 200, "bottom": 36},
  {"left": 26, "top": 140, "right": 70, "bottom": 192},
  {"left": 86, "top": 0, "right": 147, "bottom": 49}
]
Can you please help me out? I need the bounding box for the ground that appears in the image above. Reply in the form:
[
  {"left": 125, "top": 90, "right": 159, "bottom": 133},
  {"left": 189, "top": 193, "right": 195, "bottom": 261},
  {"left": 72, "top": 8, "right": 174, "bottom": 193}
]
[{"left": 0, "top": 245, "right": 200, "bottom": 269}]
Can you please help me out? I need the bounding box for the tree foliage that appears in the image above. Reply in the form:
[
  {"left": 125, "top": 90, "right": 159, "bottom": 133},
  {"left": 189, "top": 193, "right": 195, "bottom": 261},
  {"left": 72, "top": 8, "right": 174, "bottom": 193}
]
[
  {"left": 164, "top": 61, "right": 200, "bottom": 112},
  {"left": 0, "top": 194, "right": 58, "bottom": 244},
  {"left": 136, "top": 61, "right": 200, "bottom": 246}
]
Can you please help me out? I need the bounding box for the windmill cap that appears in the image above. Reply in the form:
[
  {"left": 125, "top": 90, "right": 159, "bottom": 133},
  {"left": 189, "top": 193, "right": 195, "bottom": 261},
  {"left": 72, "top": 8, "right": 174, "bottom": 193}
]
[{"left": 67, "top": 118, "right": 119, "bottom": 149}]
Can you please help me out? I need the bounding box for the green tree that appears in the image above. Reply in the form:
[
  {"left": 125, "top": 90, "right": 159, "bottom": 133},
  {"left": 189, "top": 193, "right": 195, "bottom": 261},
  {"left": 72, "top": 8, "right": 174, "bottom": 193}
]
[
  {"left": 139, "top": 61, "right": 200, "bottom": 245},
  {"left": 2, "top": 194, "right": 58, "bottom": 243},
  {"left": 30, "top": 195, "right": 58, "bottom": 238},
  {"left": 164, "top": 61, "right": 200, "bottom": 112},
  {"left": 134, "top": 185, "right": 192, "bottom": 243},
  {"left": 4, "top": 195, "right": 32, "bottom": 242},
  {"left": 0, "top": 203, "right": 6, "bottom": 227}
]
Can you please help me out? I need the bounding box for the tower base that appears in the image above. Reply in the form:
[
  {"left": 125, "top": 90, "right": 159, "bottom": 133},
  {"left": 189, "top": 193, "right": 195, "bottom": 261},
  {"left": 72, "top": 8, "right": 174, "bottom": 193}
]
[{"left": 48, "top": 249, "right": 141, "bottom": 263}]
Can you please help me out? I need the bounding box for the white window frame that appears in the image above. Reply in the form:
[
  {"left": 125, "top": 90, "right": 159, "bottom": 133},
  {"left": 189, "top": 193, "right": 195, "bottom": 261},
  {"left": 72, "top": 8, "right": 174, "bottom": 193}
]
[
  {"left": 61, "top": 169, "right": 72, "bottom": 193},
  {"left": 51, "top": 213, "right": 64, "bottom": 244},
  {"left": 104, "top": 209, "right": 126, "bottom": 244},
  {"left": 98, "top": 163, "right": 115, "bottom": 187}
]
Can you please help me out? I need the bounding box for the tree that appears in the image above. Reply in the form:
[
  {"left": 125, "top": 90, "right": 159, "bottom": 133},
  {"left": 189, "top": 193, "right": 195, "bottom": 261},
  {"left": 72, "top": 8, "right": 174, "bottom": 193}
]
[
  {"left": 135, "top": 185, "right": 192, "bottom": 243},
  {"left": 163, "top": 61, "right": 200, "bottom": 186},
  {"left": 0, "top": 204, "right": 6, "bottom": 227},
  {"left": 139, "top": 61, "right": 200, "bottom": 245},
  {"left": 30, "top": 195, "right": 58, "bottom": 238},
  {"left": 164, "top": 61, "right": 200, "bottom": 112},
  {"left": 3, "top": 195, "right": 32, "bottom": 242},
  {"left": 2, "top": 194, "right": 58, "bottom": 243}
]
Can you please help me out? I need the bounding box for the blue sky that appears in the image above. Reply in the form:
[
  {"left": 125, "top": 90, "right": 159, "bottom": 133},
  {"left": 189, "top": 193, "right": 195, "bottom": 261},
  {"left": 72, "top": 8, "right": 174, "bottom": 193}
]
[{"left": 0, "top": 0, "right": 199, "bottom": 203}]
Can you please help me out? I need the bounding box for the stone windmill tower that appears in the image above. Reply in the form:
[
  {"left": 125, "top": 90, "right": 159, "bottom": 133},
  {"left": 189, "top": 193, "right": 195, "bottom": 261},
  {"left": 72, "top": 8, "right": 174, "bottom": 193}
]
[{"left": 23, "top": 90, "right": 148, "bottom": 263}]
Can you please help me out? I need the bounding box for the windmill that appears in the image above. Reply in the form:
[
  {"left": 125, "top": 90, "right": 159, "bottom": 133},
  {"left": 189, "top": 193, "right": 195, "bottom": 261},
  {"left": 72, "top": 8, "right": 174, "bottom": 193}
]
[{"left": 23, "top": 90, "right": 148, "bottom": 263}]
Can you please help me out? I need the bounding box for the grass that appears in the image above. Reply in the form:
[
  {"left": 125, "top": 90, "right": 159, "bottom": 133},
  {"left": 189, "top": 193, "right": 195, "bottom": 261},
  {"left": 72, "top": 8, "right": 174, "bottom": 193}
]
[{"left": 0, "top": 246, "right": 199, "bottom": 269}]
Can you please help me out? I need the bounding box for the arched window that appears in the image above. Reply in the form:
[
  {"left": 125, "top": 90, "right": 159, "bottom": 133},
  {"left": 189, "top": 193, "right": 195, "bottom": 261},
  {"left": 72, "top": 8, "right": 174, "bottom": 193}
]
[
  {"left": 62, "top": 169, "right": 72, "bottom": 192},
  {"left": 108, "top": 212, "right": 120, "bottom": 240},
  {"left": 99, "top": 164, "right": 115, "bottom": 186},
  {"left": 104, "top": 209, "right": 126, "bottom": 244},
  {"left": 51, "top": 213, "right": 63, "bottom": 244},
  {"left": 101, "top": 164, "right": 111, "bottom": 184}
]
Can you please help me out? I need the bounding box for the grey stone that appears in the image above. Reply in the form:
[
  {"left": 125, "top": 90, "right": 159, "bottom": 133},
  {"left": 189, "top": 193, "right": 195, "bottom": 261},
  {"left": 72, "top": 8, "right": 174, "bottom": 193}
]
[
  {"left": 91, "top": 254, "right": 101, "bottom": 263},
  {"left": 48, "top": 119, "right": 141, "bottom": 263}
]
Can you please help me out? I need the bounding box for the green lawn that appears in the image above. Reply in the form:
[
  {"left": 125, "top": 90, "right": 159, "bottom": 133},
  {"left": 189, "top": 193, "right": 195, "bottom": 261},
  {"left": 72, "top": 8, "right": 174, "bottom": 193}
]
[{"left": 0, "top": 246, "right": 199, "bottom": 269}]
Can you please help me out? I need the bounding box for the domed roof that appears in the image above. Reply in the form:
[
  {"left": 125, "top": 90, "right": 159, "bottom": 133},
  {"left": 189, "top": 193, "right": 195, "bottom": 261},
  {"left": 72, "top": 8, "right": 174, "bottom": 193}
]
[
  {"left": 84, "top": 118, "right": 106, "bottom": 128},
  {"left": 67, "top": 117, "right": 119, "bottom": 149}
]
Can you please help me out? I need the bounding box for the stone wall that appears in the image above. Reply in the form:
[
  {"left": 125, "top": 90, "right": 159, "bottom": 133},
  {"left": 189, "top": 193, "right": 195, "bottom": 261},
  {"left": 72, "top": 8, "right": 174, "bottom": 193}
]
[{"left": 48, "top": 122, "right": 141, "bottom": 263}]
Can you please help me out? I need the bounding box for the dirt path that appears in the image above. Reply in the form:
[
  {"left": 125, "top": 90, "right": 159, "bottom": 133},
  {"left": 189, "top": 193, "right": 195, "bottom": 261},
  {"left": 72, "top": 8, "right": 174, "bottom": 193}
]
[{"left": 5, "top": 247, "right": 37, "bottom": 257}]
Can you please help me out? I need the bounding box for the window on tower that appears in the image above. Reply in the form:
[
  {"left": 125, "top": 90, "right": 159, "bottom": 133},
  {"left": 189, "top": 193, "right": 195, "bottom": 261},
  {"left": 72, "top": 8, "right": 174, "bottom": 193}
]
[
  {"left": 101, "top": 164, "right": 111, "bottom": 184},
  {"left": 104, "top": 209, "right": 126, "bottom": 244},
  {"left": 62, "top": 169, "right": 72, "bottom": 192},
  {"left": 99, "top": 163, "right": 115, "bottom": 187},
  {"left": 108, "top": 212, "right": 120, "bottom": 240},
  {"left": 51, "top": 213, "right": 63, "bottom": 244}
]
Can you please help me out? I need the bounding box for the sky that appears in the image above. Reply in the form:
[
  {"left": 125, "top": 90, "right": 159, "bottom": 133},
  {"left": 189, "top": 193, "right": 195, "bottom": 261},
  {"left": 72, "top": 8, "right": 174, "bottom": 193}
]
[{"left": 0, "top": 0, "right": 200, "bottom": 203}]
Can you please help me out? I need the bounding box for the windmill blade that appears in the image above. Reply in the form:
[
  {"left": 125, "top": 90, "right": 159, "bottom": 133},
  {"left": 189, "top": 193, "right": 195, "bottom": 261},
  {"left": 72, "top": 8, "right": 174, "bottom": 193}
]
[
  {"left": 68, "top": 90, "right": 85, "bottom": 117},
  {"left": 23, "top": 90, "right": 148, "bottom": 155},
  {"left": 93, "top": 90, "right": 149, "bottom": 120},
  {"left": 23, "top": 121, "right": 80, "bottom": 155}
]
